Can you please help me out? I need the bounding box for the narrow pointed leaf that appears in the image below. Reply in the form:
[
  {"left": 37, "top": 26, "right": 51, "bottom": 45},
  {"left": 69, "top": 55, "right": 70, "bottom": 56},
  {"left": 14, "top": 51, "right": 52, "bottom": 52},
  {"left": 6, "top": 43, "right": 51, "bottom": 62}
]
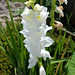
[
  {"left": 0, "top": 46, "right": 17, "bottom": 67},
  {"left": 50, "top": 58, "right": 70, "bottom": 64},
  {"left": 0, "top": 27, "right": 13, "bottom": 50}
]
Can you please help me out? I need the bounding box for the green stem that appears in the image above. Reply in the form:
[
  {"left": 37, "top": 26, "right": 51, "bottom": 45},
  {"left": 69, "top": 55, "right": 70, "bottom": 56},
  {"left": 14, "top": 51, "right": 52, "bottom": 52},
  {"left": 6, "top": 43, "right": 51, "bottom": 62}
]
[
  {"left": 38, "top": 58, "right": 42, "bottom": 68},
  {"left": 50, "top": 0, "right": 56, "bottom": 27},
  {"left": 40, "top": 0, "right": 42, "bottom": 5},
  {"left": 50, "top": 0, "right": 56, "bottom": 37},
  {"left": 15, "top": 68, "right": 17, "bottom": 75}
]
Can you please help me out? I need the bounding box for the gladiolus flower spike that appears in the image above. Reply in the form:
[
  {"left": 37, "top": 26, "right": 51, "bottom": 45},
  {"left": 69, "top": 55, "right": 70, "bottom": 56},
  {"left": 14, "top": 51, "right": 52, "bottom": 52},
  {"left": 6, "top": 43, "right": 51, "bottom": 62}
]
[{"left": 20, "top": 3, "right": 54, "bottom": 69}]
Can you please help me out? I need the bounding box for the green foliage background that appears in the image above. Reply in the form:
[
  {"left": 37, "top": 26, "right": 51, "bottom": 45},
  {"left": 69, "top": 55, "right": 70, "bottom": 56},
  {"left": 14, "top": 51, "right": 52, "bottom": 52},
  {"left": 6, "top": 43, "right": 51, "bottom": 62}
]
[{"left": 0, "top": 28, "right": 14, "bottom": 75}]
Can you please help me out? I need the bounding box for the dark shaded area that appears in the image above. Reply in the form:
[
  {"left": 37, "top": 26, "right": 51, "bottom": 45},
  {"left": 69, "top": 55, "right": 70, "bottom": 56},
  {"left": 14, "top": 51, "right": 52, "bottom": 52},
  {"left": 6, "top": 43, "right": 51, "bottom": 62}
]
[{"left": 61, "top": 0, "right": 75, "bottom": 32}]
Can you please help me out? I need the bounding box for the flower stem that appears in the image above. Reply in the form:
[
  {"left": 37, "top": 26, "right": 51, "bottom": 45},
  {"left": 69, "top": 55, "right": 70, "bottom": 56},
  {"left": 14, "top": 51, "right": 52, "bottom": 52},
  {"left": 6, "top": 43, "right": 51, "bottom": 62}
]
[
  {"left": 50, "top": 0, "right": 56, "bottom": 27},
  {"left": 15, "top": 68, "right": 17, "bottom": 75},
  {"left": 38, "top": 58, "right": 42, "bottom": 68},
  {"left": 50, "top": 0, "right": 56, "bottom": 37},
  {"left": 40, "top": 0, "right": 42, "bottom": 5}
]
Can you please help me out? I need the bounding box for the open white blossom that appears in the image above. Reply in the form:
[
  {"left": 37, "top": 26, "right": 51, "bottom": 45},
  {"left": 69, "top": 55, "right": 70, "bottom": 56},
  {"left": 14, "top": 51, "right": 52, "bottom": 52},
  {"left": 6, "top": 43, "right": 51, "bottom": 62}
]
[
  {"left": 58, "top": 0, "right": 68, "bottom": 5},
  {"left": 20, "top": 4, "right": 54, "bottom": 68},
  {"left": 39, "top": 65, "right": 46, "bottom": 75}
]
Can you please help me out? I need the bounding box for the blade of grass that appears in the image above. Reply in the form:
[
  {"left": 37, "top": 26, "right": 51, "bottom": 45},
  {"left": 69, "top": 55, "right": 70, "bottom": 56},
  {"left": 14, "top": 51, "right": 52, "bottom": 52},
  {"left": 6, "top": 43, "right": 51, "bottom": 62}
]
[
  {"left": 23, "top": 47, "right": 27, "bottom": 75},
  {"left": 6, "top": 20, "right": 19, "bottom": 59},
  {"left": 58, "top": 62, "right": 63, "bottom": 75},
  {"left": 58, "top": 28, "right": 62, "bottom": 54},
  {"left": 54, "top": 39, "right": 61, "bottom": 58},
  {"left": 50, "top": 58, "right": 70, "bottom": 64},
  {"left": 17, "top": 56, "right": 22, "bottom": 74},
  {"left": 6, "top": 0, "right": 18, "bottom": 34},
  {"left": 0, "top": 46, "right": 17, "bottom": 67},
  {"left": 0, "top": 27, "right": 13, "bottom": 50},
  {"left": 23, "top": 56, "right": 26, "bottom": 75},
  {"left": 6, "top": 0, "right": 21, "bottom": 46},
  {"left": 15, "top": 68, "right": 17, "bottom": 75},
  {"left": 17, "top": 22, "right": 21, "bottom": 51},
  {"left": 21, "top": 34, "right": 27, "bottom": 75},
  {"left": 0, "top": 25, "right": 18, "bottom": 66},
  {"left": 70, "top": 37, "right": 74, "bottom": 52},
  {"left": 54, "top": 31, "right": 66, "bottom": 58},
  {"left": 21, "top": 34, "right": 24, "bottom": 68},
  {"left": 6, "top": 0, "right": 21, "bottom": 53},
  {"left": 59, "top": 31, "right": 66, "bottom": 54},
  {"left": 55, "top": 38, "right": 70, "bottom": 75}
]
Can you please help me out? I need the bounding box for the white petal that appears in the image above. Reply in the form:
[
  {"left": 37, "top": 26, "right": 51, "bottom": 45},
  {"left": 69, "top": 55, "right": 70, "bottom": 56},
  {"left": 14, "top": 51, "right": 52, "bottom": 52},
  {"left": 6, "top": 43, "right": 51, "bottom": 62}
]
[
  {"left": 40, "top": 24, "right": 52, "bottom": 33},
  {"left": 21, "top": 7, "right": 29, "bottom": 17},
  {"left": 39, "top": 49, "right": 51, "bottom": 60},
  {"left": 24, "top": 37, "right": 44, "bottom": 57},
  {"left": 34, "top": 4, "right": 44, "bottom": 12},
  {"left": 64, "top": 0, "right": 68, "bottom": 5},
  {"left": 28, "top": 56, "right": 38, "bottom": 68},
  {"left": 20, "top": 29, "right": 29, "bottom": 37},
  {"left": 58, "top": 0, "right": 68, "bottom": 5},
  {"left": 40, "top": 36, "right": 54, "bottom": 47},
  {"left": 37, "top": 11, "right": 49, "bottom": 24},
  {"left": 21, "top": 20, "right": 27, "bottom": 30},
  {"left": 39, "top": 65, "right": 46, "bottom": 75},
  {"left": 21, "top": 7, "right": 38, "bottom": 22},
  {"left": 45, "top": 26, "right": 52, "bottom": 33},
  {"left": 44, "top": 37, "right": 54, "bottom": 47}
]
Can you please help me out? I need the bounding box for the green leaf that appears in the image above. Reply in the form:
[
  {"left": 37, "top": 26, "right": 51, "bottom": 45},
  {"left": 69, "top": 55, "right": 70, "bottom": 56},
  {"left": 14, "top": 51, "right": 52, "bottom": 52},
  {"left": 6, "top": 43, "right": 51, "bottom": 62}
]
[
  {"left": 6, "top": 50, "right": 17, "bottom": 67},
  {"left": 50, "top": 58, "right": 70, "bottom": 64},
  {"left": 6, "top": 20, "right": 19, "bottom": 60},
  {"left": 0, "top": 46, "right": 6, "bottom": 52},
  {"left": 0, "top": 25, "right": 18, "bottom": 66},
  {"left": 21, "top": 34, "right": 24, "bottom": 68},
  {"left": 6, "top": 0, "right": 20, "bottom": 38},
  {"left": 6, "top": 0, "right": 21, "bottom": 48},
  {"left": 66, "top": 52, "right": 75, "bottom": 75}
]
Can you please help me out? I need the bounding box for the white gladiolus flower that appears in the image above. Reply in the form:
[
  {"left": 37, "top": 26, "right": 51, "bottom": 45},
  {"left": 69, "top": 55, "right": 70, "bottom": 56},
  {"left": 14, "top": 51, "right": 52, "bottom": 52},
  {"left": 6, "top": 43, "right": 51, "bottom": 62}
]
[
  {"left": 58, "top": 0, "right": 68, "bottom": 5},
  {"left": 20, "top": 4, "right": 54, "bottom": 68},
  {"left": 39, "top": 65, "right": 46, "bottom": 75}
]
